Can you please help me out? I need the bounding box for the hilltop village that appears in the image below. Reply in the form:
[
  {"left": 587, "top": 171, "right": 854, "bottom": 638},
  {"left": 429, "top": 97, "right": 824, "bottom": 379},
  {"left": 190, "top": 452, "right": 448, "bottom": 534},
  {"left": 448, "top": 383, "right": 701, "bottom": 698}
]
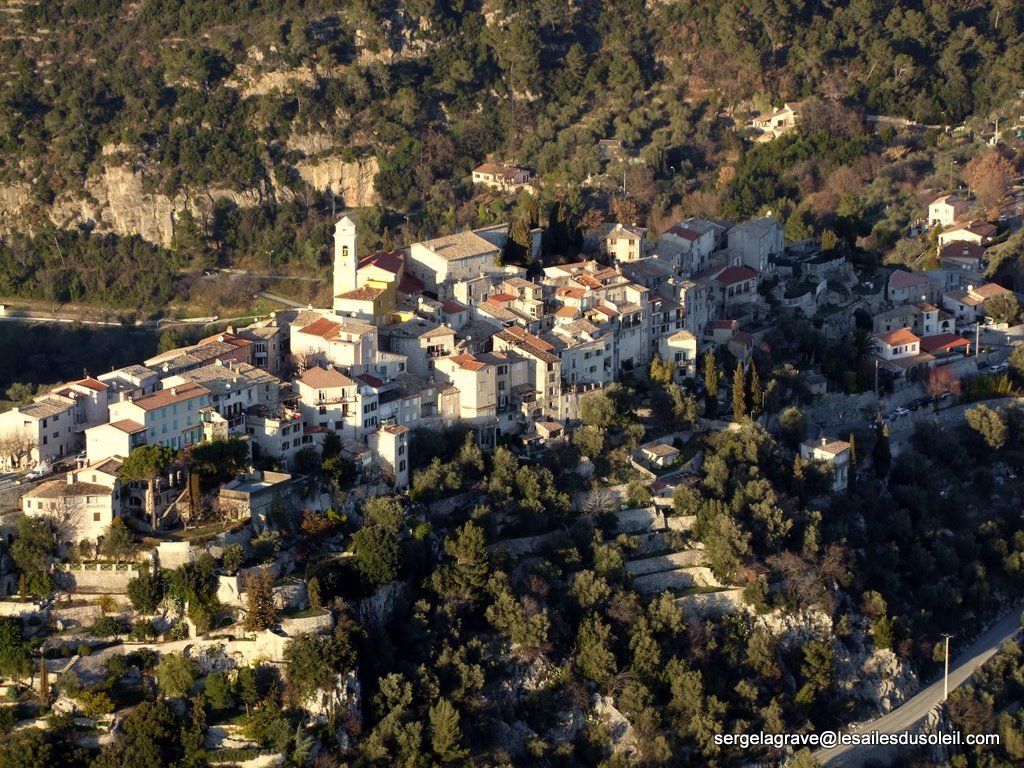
[{"left": 0, "top": 186, "right": 1022, "bottom": 767}]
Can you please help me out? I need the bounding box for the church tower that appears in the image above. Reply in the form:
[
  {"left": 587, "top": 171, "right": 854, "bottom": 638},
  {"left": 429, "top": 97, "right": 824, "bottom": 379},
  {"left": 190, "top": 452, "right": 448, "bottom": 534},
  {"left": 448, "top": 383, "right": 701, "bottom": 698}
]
[{"left": 333, "top": 213, "right": 358, "bottom": 298}]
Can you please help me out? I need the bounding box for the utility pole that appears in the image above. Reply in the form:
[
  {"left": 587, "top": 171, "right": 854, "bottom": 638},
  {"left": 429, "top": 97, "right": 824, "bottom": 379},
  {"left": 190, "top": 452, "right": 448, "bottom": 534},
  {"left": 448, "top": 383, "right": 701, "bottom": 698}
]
[
  {"left": 874, "top": 358, "right": 879, "bottom": 397},
  {"left": 942, "top": 633, "right": 954, "bottom": 702},
  {"left": 976, "top": 322, "right": 980, "bottom": 358}
]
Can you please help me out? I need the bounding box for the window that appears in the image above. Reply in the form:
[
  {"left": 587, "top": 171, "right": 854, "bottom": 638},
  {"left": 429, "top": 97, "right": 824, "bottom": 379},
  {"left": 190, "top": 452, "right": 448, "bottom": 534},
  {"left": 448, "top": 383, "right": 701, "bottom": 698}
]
[
  {"left": 94, "top": 512, "right": 101, "bottom": 522},
  {"left": 399, "top": 460, "right": 406, "bottom": 472},
  {"left": 398, "top": 445, "right": 405, "bottom": 456},
  {"left": 42, "top": 436, "right": 47, "bottom": 445},
  {"left": 53, "top": 431, "right": 59, "bottom": 439},
  {"left": 53, "top": 414, "right": 59, "bottom": 423}
]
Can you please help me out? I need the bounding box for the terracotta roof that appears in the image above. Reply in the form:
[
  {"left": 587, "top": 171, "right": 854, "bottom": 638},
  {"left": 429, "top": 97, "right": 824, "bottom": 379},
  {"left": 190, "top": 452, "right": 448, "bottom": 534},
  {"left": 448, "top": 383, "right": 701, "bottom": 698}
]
[
  {"left": 380, "top": 424, "right": 410, "bottom": 436},
  {"left": 91, "top": 457, "right": 124, "bottom": 474},
  {"left": 474, "top": 163, "right": 525, "bottom": 180},
  {"left": 108, "top": 419, "right": 147, "bottom": 434},
  {"left": 713, "top": 266, "right": 757, "bottom": 285},
  {"left": 398, "top": 272, "right": 424, "bottom": 295},
  {"left": 667, "top": 330, "right": 696, "bottom": 342},
  {"left": 888, "top": 270, "right": 930, "bottom": 290},
  {"left": 665, "top": 224, "right": 702, "bottom": 241},
  {"left": 131, "top": 382, "right": 209, "bottom": 411},
  {"left": 939, "top": 241, "right": 986, "bottom": 262},
  {"left": 358, "top": 249, "right": 403, "bottom": 274},
  {"left": 441, "top": 299, "right": 468, "bottom": 314},
  {"left": 336, "top": 286, "right": 386, "bottom": 302},
  {"left": 554, "top": 306, "right": 579, "bottom": 318},
  {"left": 972, "top": 283, "right": 1010, "bottom": 299},
  {"left": 733, "top": 331, "right": 753, "bottom": 344},
  {"left": 356, "top": 373, "right": 385, "bottom": 389},
  {"left": 487, "top": 292, "right": 517, "bottom": 304},
  {"left": 297, "top": 366, "right": 354, "bottom": 389},
  {"left": 920, "top": 333, "right": 970, "bottom": 353},
  {"left": 447, "top": 354, "right": 488, "bottom": 372},
  {"left": 64, "top": 376, "right": 108, "bottom": 392},
  {"left": 875, "top": 328, "right": 920, "bottom": 346},
  {"left": 593, "top": 304, "right": 620, "bottom": 318},
  {"left": 298, "top": 317, "right": 342, "bottom": 338},
  {"left": 556, "top": 287, "right": 586, "bottom": 299},
  {"left": 711, "top": 319, "right": 738, "bottom": 330}
]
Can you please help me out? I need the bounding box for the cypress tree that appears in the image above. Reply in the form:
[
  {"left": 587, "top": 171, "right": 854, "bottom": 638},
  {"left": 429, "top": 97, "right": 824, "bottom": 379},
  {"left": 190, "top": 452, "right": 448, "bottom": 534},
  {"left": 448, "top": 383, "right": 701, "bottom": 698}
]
[
  {"left": 749, "top": 363, "right": 763, "bottom": 418},
  {"left": 732, "top": 361, "right": 747, "bottom": 418}
]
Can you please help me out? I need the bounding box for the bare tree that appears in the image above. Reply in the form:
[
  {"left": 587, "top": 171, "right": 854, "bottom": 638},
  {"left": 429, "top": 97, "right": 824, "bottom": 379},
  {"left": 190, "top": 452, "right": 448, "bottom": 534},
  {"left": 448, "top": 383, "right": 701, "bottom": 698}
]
[
  {"left": 0, "top": 427, "right": 38, "bottom": 469},
  {"left": 40, "top": 498, "right": 83, "bottom": 548},
  {"left": 923, "top": 366, "right": 962, "bottom": 412},
  {"left": 581, "top": 487, "right": 617, "bottom": 517}
]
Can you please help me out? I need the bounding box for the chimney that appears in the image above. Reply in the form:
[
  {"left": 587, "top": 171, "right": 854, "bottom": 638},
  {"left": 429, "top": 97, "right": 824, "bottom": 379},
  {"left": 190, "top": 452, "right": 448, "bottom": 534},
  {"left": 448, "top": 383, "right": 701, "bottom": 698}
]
[
  {"left": 171, "top": 388, "right": 177, "bottom": 396},
  {"left": 820, "top": 436, "right": 827, "bottom": 446}
]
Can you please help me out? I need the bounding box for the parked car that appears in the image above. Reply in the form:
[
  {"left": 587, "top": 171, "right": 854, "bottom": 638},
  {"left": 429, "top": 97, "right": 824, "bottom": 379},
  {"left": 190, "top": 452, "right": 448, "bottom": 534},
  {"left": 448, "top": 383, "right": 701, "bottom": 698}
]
[
  {"left": 25, "top": 464, "right": 49, "bottom": 480},
  {"left": 893, "top": 406, "right": 910, "bottom": 417},
  {"left": 977, "top": 360, "right": 989, "bottom": 370}
]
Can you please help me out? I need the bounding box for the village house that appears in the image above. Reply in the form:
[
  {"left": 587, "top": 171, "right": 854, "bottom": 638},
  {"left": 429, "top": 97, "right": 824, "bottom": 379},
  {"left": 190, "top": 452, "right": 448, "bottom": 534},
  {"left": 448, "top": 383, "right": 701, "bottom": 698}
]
[
  {"left": 406, "top": 229, "right": 511, "bottom": 299},
  {"left": 294, "top": 364, "right": 379, "bottom": 441},
  {"left": 368, "top": 424, "right": 410, "bottom": 490},
  {"left": 750, "top": 102, "right": 800, "bottom": 139},
  {"left": 471, "top": 163, "right": 532, "bottom": 192},
  {"left": 800, "top": 437, "right": 850, "bottom": 492},
  {"left": 941, "top": 282, "right": 1013, "bottom": 323},
  {"left": 928, "top": 194, "right": 971, "bottom": 228},
  {"left": 727, "top": 217, "right": 783, "bottom": 273},
  {"left": 99, "top": 381, "right": 211, "bottom": 456},
  {"left": 873, "top": 328, "right": 935, "bottom": 379},
  {"left": 887, "top": 270, "right": 937, "bottom": 304},
  {"left": 290, "top": 313, "right": 379, "bottom": 375},
  {"left": 938, "top": 220, "right": 997, "bottom": 248},
  {"left": 0, "top": 395, "right": 79, "bottom": 467},
  {"left": 604, "top": 223, "right": 649, "bottom": 262},
  {"left": 939, "top": 241, "right": 987, "bottom": 273},
  {"left": 21, "top": 459, "right": 122, "bottom": 546}
]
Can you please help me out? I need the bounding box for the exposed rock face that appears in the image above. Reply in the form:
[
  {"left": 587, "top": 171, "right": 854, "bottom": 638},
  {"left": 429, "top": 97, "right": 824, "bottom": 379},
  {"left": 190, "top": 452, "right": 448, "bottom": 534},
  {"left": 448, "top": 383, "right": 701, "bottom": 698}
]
[
  {"left": 0, "top": 154, "right": 378, "bottom": 248},
  {"left": 293, "top": 155, "right": 380, "bottom": 207}
]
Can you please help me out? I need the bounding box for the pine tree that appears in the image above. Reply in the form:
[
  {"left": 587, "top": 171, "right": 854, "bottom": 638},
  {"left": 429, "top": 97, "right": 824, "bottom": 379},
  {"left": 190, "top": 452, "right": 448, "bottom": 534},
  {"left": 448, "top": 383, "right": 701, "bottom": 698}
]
[
  {"left": 847, "top": 433, "right": 857, "bottom": 494},
  {"left": 243, "top": 568, "right": 279, "bottom": 632},
  {"left": 429, "top": 698, "right": 469, "bottom": 764},
  {"left": 748, "top": 364, "right": 763, "bottom": 418},
  {"left": 732, "top": 361, "right": 747, "bottom": 418},
  {"left": 180, "top": 695, "right": 207, "bottom": 768},
  {"left": 444, "top": 521, "right": 489, "bottom": 599}
]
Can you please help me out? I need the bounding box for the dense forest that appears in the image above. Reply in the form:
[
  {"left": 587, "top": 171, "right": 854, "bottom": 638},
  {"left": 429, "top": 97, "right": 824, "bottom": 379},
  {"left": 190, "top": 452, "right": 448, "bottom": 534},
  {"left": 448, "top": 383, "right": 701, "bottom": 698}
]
[{"left": 2, "top": 1, "right": 1024, "bottom": 311}]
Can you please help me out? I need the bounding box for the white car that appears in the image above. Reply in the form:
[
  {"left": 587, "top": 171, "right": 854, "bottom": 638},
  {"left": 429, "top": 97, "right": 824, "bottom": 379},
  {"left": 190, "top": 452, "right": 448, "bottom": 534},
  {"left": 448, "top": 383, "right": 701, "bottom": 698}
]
[
  {"left": 893, "top": 406, "right": 910, "bottom": 417},
  {"left": 25, "top": 464, "right": 49, "bottom": 480}
]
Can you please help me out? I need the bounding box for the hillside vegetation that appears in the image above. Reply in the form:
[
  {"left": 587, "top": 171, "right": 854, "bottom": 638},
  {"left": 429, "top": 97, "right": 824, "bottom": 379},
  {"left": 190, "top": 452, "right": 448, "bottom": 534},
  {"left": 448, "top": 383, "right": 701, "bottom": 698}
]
[{"left": 0, "top": 1, "right": 1023, "bottom": 307}]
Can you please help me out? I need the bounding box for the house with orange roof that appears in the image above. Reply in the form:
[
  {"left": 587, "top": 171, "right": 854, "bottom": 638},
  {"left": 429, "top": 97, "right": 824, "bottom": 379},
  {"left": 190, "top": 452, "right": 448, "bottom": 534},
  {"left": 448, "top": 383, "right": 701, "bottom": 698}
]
[
  {"left": 294, "top": 364, "right": 379, "bottom": 440},
  {"left": 289, "top": 312, "right": 379, "bottom": 374},
  {"left": 941, "top": 282, "right": 1011, "bottom": 322},
  {"left": 873, "top": 328, "right": 935, "bottom": 379}
]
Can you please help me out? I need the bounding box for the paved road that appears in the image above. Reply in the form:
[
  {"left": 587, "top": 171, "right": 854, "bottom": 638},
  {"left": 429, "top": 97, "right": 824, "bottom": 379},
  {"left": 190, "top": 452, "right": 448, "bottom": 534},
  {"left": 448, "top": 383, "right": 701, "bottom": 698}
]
[
  {"left": 258, "top": 291, "right": 306, "bottom": 308},
  {"left": 816, "top": 608, "right": 1022, "bottom": 767}
]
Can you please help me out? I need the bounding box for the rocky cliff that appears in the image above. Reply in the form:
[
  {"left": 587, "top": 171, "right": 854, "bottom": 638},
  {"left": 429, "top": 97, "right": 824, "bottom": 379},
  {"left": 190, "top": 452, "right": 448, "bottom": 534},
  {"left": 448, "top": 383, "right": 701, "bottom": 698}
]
[{"left": 0, "top": 155, "right": 378, "bottom": 248}]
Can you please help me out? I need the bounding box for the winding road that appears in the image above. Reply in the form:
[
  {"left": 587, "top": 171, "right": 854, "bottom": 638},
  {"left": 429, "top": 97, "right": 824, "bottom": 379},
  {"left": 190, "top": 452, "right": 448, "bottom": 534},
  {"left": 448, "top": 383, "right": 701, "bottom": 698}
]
[{"left": 815, "top": 608, "right": 1022, "bottom": 767}]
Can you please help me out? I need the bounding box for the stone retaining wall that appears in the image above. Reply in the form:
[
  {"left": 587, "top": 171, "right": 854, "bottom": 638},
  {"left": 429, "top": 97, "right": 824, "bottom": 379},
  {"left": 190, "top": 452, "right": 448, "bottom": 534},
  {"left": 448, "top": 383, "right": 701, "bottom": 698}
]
[
  {"left": 280, "top": 610, "right": 334, "bottom": 636},
  {"left": 55, "top": 565, "right": 138, "bottom": 594},
  {"left": 631, "top": 566, "right": 719, "bottom": 594},
  {"left": 625, "top": 550, "right": 706, "bottom": 577},
  {"left": 676, "top": 588, "right": 746, "bottom": 619}
]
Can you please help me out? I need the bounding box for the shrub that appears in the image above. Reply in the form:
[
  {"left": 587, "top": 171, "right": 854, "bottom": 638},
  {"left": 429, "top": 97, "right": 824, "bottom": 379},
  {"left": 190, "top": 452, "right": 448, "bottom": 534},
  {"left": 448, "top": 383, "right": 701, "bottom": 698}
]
[
  {"left": 77, "top": 644, "right": 92, "bottom": 657},
  {"left": 77, "top": 689, "right": 115, "bottom": 718},
  {"left": 89, "top": 616, "right": 124, "bottom": 639},
  {"left": 129, "top": 618, "right": 155, "bottom": 642}
]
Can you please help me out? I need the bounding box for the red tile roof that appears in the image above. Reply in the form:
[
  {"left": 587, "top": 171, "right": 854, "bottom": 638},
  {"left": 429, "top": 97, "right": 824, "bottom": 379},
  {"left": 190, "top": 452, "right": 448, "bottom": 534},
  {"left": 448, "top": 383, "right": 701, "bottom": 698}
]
[
  {"left": 299, "top": 317, "right": 343, "bottom": 338},
  {"left": 297, "top": 366, "right": 354, "bottom": 389},
  {"left": 398, "top": 272, "right": 424, "bottom": 296},
  {"left": 888, "top": 270, "right": 930, "bottom": 290},
  {"left": 920, "top": 333, "right": 970, "bottom": 353},
  {"left": 358, "top": 249, "right": 404, "bottom": 274},
  {"left": 713, "top": 266, "right": 757, "bottom": 285},
  {"left": 441, "top": 300, "right": 468, "bottom": 314},
  {"left": 875, "top": 328, "right": 920, "bottom": 346},
  {"left": 665, "top": 224, "right": 702, "bottom": 241},
  {"left": 131, "top": 382, "right": 210, "bottom": 411}
]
